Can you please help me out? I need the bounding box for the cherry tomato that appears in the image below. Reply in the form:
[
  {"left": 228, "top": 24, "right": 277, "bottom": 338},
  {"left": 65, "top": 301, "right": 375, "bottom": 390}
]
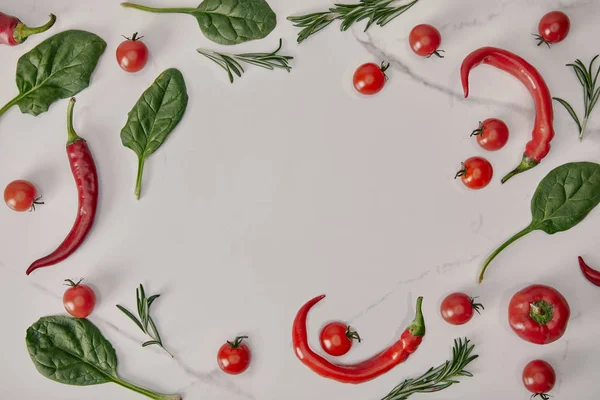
[
  {"left": 217, "top": 336, "right": 251, "bottom": 375},
  {"left": 63, "top": 279, "right": 96, "bottom": 318},
  {"left": 353, "top": 62, "right": 389, "bottom": 95},
  {"left": 116, "top": 32, "right": 149, "bottom": 73},
  {"left": 4, "top": 180, "right": 43, "bottom": 212},
  {"left": 536, "top": 11, "right": 570, "bottom": 47},
  {"left": 319, "top": 322, "right": 362, "bottom": 356},
  {"left": 522, "top": 359, "right": 556, "bottom": 397},
  {"left": 440, "top": 293, "right": 483, "bottom": 325},
  {"left": 409, "top": 24, "right": 444, "bottom": 58},
  {"left": 455, "top": 157, "right": 493, "bottom": 190},
  {"left": 509, "top": 284, "right": 570, "bottom": 345},
  {"left": 471, "top": 118, "right": 509, "bottom": 151}
]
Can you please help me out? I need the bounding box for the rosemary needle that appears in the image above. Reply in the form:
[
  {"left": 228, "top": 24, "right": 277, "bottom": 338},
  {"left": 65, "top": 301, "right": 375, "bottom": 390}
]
[{"left": 197, "top": 39, "right": 293, "bottom": 83}]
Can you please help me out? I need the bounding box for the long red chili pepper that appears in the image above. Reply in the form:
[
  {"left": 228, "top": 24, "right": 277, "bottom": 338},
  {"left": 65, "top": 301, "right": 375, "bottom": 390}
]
[
  {"left": 578, "top": 256, "right": 600, "bottom": 286},
  {"left": 461, "top": 47, "right": 554, "bottom": 183},
  {"left": 292, "top": 295, "right": 425, "bottom": 384},
  {"left": 26, "top": 98, "right": 98, "bottom": 275},
  {"left": 0, "top": 12, "right": 56, "bottom": 46}
]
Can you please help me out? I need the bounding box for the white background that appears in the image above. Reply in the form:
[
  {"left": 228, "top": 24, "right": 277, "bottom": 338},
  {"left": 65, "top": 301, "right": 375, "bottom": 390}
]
[{"left": 1, "top": 0, "right": 600, "bottom": 399}]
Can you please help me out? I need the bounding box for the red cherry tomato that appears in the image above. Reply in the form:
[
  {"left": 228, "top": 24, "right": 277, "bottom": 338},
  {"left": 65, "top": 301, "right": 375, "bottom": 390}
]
[
  {"left": 4, "top": 180, "right": 43, "bottom": 212},
  {"left": 217, "top": 336, "right": 251, "bottom": 375},
  {"left": 440, "top": 293, "right": 483, "bottom": 325},
  {"left": 319, "top": 322, "right": 362, "bottom": 356},
  {"left": 508, "top": 284, "right": 570, "bottom": 345},
  {"left": 409, "top": 24, "right": 444, "bottom": 58},
  {"left": 63, "top": 279, "right": 96, "bottom": 318},
  {"left": 116, "top": 32, "right": 149, "bottom": 73},
  {"left": 471, "top": 118, "right": 509, "bottom": 151},
  {"left": 536, "top": 11, "right": 570, "bottom": 47},
  {"left": 353, "top": 62, "right": 389, "bottom": 95},
  {"left": 522, "top": 359, "right": 556, "bottom": 397},
  {"left": 455, "top": 157, "right": 493, "bottom": 190}
]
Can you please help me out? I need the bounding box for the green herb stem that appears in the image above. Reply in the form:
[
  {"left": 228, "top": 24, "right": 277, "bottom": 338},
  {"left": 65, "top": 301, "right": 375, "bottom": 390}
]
[
  {"left": 135, "top": 157, "right": 145, "bottom": 200},
  {"left": 120, "top": 2, "right": 194, "bottom": 14},
  {"left": 114, "top": 378, "right": 181, "bottom": 400},
  {"left": 479, "top": 226, "right": 532, "bottom": 283}
]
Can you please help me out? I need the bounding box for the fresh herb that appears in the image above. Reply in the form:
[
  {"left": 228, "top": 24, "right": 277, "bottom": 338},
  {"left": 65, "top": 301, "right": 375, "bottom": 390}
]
[
  {"left": 0, "top": 30, "right": 106, "bottom": 119},
  {"left": 288, "top": 0, "right": 420, "bottom": 44},
  {"left": 120, "top": 68, "right": 188, "bottom": 199},
  {"left": 480, "top": 162, "right": 600, "bottom": 282},
  {"left": 116, "top": 284, "right": 174, "bottom": 357},
  {"left": 121, "top": 0, "right": 277, "bottom": 45},
  {"left": 553, "top": 55, "right": 600, "bottom": 141},
  {"left": 381, "top": 338, "right": 478, "bottom": 400},
  {"left": 26, "top": 316, "right": 181, "bottom": 400},
  {"left": 197, "top": 39, "right": 293, "bottom": 83}
]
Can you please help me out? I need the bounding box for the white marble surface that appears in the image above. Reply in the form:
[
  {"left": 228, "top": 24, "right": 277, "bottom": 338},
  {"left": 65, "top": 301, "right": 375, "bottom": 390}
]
[{"left": 1, "top": 0, "right": 600, "bottom": 399}]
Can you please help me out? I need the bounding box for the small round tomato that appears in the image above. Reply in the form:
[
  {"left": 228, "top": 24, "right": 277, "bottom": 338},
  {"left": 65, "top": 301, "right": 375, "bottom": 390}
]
[
  {"left": 409, "top": 24, "right": 444, "bottom": 58},
  {"left": 536, "top": 11, "right": 570, "bottom": 47},
  {"left": 319, "top": 322, "right": 362, "bottom": 356},
  {"left": 471, "top": 119, "right": 509, "bottom": 151},
  {"left": 440, "top": 293, "right": 484, "bottom": 325},
  {"left": 455, "top": 157, "right": 493, "bottom": 190},
  {"left": 217, "top": 336, "right": 251, "bottom": 375},
  {"left": 116, "top": 32, "right": 149, "bottom": 73},
  {"left": 508, "top": 284, "right": 570, "bottom": 345},
  {"left": 522, "top": 360, "right": 556, "bottom": 397},
  {"left": 353, "top": 62, "right": 389, "bottom": 95},
  {"left": 4, "top": 180, "right": 43, "bottom": 212},
  {"left": 63, "top": 279, "right": 96, "bottom": 318}
]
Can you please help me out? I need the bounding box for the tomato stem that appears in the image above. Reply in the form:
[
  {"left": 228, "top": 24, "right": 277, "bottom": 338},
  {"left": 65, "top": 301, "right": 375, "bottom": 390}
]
[
  {"left": 470, "top": 122, "right": 484, "bottom": 137},
  {"left": 454, "top": 163, "right": 466, "bottom": 179},
  {"left": 228, "top": 335, "right": 248, "bottom": 348},
  {"left": 64, "top": 278, "right": 84, "bottom": 287},
  {"left": 479, "top": 226, "right": 533, "bottom": 283},
  {"left": 345, "top": 326, "right": 362, "bottom": 343}
]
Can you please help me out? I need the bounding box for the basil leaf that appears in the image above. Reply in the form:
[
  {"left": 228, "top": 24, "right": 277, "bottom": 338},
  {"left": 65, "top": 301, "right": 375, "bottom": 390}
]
[
  {"left": 26, "top": 316, "right": 182, "bottom": 399},
  {"left": 0, "top": 30, "right": 106, "bottom": 118},
  {"left": 120, "top": 68, "right": 188, "bottom": 199},
  {"left": 480, "top": 162, "right": 600, "bottom": 282},
  {"left": 121, "top": 0, "right": 277, "bottom": 45}
]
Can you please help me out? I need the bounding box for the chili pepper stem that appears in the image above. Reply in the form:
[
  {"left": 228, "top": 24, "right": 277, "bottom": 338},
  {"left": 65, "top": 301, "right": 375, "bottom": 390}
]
[
  {"left": 113, "top": 377, "right": 181, "bottom": 400},
  {"left": 408, "top": 296, "right": 425, "bottom": 336},
  {"left": 479, "top": 226, "right": 533, "bottom": 283},
  {"left": 13, "top": 14, "right": 56, "bottom": 43},
  {"left": 501, "top": 155, "right": 539, "bottom": 184},
  {"left": 121, "top": 2, "right": 195, "bottom": 14},
  {"left": 135, "top": 157, "right": 145, "bottom": 200},
  {"left": 66, "top": 98, "right": 83, "bottom": 144}
]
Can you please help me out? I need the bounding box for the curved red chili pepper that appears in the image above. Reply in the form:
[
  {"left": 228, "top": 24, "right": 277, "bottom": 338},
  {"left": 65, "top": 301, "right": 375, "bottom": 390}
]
[
  {"left": 0, "top": 12, "right": 56, "bottom": 46},
  {"left": 578, "top": 256, "right": 600, "bottom": 286},
  {"left": 292, "top": 295, "right": 425, "bottom": 384},
  {"left": 26, "top": 98, "right": 98, "bottom": 275},
  {"left": 461, "top": 47, "right": 554, "bottom": 183}
]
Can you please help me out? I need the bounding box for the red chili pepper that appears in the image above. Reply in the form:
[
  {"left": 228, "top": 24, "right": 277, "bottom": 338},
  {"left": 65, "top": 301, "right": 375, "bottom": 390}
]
[
  {"left": 292, "top": 295, "right": 425, "bottom": 384},
  {"left": 461, "top": 47, "right": 554, "bottom": 183},
  {"left": 0, "top": 12, "right": 56, "bottom": 46},
  {"left": 578, "top": 256, "right": 600, "bottom": 286},
  {"left": 26, "top": 98, "right": 98, "bottom": 275}
]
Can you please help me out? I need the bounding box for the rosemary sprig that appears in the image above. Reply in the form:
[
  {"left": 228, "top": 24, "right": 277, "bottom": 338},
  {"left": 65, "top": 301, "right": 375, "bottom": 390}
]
[
  {"left": 288, "top": 0, "right": 420, "bottom": 44},
  {"left": 381, "top": 338, "right": 478, "bottom": 400},
  {"left": 553, "top": 55, "right": 600, "bottom": 141},
  {"left": 116, "top": 284, "right": 174, "bottom": 358},
  {"left": 197, "top": 39, "right": 293, "bottom": 83}
]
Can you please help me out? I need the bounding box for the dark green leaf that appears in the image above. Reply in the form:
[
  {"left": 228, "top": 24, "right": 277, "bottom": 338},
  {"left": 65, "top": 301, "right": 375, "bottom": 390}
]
[
  {"left": 530, "top": 162, "right": 600, "bottom": 234},
  {"left": 26, "top": 316, "right": 118, "bottom": 385},
  {"left": 121, "top": 0, "right": 277, "bottom": 45},
  {"left": 148, "top": 317, "right": 162, "bottom": 343},
  {"left": 553, "top": 97, "right": 582, "bottom": 133},
  {"left": 116, "top": 305, "right": 145, "bottom": 333},
  {"left": 120, "top": 68, "right": 188, "bottom": 199},
  {"left": 0, "top": 30, "right": 106, "bottom": 118},
  {"left": 142, "top": 340, "right": 161, "bottom": 347},
  {"left": 147, "top": 294, "right": 160, "bottom": 307}
]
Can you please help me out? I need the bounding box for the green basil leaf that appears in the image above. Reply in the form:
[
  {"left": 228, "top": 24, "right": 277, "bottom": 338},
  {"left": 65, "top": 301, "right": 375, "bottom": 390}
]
[
  {"left": 121, "top": 0, "right": 277, "bottom": 45},
  {"left": 480, "top": 162, "right": 600, "bottom": 282},
  {"left": 26, "top": 316, "right": 118, "bottom": 385},
  {"left": 530, "top": 162, "right": 600, "bottom": 234},
  {"left": 26, "top": 316, "right": 182, "bottom": 399},
  {"left": 120, "top": 68, "right": 188, "bottom": 199},
  {"left": 0, "top": 30, "right": 106, "bottom": 118}
]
